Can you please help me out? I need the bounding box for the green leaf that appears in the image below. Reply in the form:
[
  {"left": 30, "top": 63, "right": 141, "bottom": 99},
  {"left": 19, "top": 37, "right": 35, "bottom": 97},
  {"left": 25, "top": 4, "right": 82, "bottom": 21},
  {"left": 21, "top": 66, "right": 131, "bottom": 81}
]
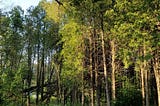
[{"left": 144, "top": 54, "right": 153, "bottom": 61}]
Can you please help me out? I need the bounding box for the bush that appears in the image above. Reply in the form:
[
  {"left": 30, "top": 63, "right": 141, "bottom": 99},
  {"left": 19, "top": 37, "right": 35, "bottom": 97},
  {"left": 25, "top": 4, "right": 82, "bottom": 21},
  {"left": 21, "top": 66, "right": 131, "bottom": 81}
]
[{"left": 115, "top": 82, "right": 142, "bottom": 106}]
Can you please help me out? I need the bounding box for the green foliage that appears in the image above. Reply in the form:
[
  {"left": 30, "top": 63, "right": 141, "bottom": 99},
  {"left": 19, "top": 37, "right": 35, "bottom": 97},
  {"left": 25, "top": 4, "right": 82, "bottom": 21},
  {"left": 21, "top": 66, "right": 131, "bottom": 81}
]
[
  {"left": 60, "top": 20, "right": 83, "bottom": 89},
  {"left": 1, "top": 0, "right": 160, "bottom": 105},
  {"left": 1, "top": 69, "right": 22, "bottom": 104},
  {"left": 106, "top": 0, "right": 157, "bottom": 69},
  {"left": 116, "top": 81, "right": 142, "bottom": 106},
  {"left": 10, "top": 6, "right": 24, "bottom": 30},
  {"left": 0, "top": 7, "right": 25, "bottom": 105},
  {"left": 41, "top": 0, "right": 65, "bottom": 23}
]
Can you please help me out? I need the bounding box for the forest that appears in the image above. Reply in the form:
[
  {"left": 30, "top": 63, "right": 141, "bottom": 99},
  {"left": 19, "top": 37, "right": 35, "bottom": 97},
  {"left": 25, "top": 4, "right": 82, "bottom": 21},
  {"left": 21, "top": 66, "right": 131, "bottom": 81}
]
[{"left": 0, "top": 0, "right": 160, "bottom": 106}]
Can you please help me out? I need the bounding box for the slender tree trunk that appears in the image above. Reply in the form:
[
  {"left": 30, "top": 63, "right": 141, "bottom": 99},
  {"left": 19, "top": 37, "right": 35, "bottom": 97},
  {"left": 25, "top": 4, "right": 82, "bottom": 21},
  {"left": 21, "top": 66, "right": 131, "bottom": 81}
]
[
  {"left": 140, "top": 60, "right": 145, "bottom": 106},
  {"left": 36, "top": 39, "right": 40, "bottom": 105},
  {"left": 95, "top": 61, "right": 100, "bottom": 106},
  {"left": 144, "top": 45, "right": 149, "bottom": 106},
  {"left": 99, "top": 12, "right": 110, "bottom": 106},
  {"left": 41, "top": 48, "right": 45, "bottom": 102},
  {"left": 27, "top": 35, "right": 32, "bottom": 106},
  {"left": 110, "top": 40, "right": 116, "bottom": 102},
  {"left": 95, "top": 54, "right": 99, "bottom": 106},
  {"left": 156, "top": 77, "right": 160, "bottom": 106},
  {"left": 95, "top": 66, "right": 100, "bottom": 106},
  {"left": 93, "top": 25, "right": 98, "bottom": 106},
  {"left": 81, "top": 39, "right": 85, "bottom": 106},
  {"left": 100, "top": 13, "right": 110, "bottom": 105},
  {"left": 144, "top": 63, "right": 149, "bottom": 106},
  {"left": 81, "top": 59, "right": 85, "bottom": 106},
  {"left": 72, "top": 86, "right": 77, "bottom": 104},
  {"left": 140, "top": 45, "right": 149, "bottom": 106},
  {"left": 22, "top": 79, "right": 24, "bottom": 106},
  {"left": 57, "top": 65, "right": 61, "bottom": 103},
  {"left": 101, "top": 31, "right": 110, "bottom": 106},
  {"left": 81, "top": 64, "right": 84, "bottom": 106},
  {"left": 153, "top": 49, "right": 160, "bottom": 106},
  {"left": 155, "top": 73, "right": 160, "bottom": 106},
  {"left": 89, "top": 37, "right": 94, "bottom": 106},
  {"left": 93, "top": 30, "right": 100, "bottom": 106}
]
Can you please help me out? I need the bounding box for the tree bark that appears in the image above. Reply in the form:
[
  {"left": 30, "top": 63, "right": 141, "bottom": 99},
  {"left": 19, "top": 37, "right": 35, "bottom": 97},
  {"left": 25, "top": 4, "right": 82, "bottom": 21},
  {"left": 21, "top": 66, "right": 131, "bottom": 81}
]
[
  {"left": 110, "top": 40, "right": 116, "bottom": 102},
  {"left": 100, "top": 12, "right": 110, "bottom": 105},
  {"left": 89, "top": 37, "right": 94, "bottom": 106},
  {"left": 81, "top": 39, "right": 85, "bottom": 106},
  {"left": 153, "top": 49, "right": 160, "bottom": 106},
  {"left": 101, "top": 30, "right": 110, "bottom": 106},
  {"left": 140, "top": 45, "right": 149, "bottom": 106},
  {"left": 27, "top": 33, "right": 32, "bottom": 106},
  {"left": 36, "top": 37, "right": 40, "bottom": 105},
  {"left": 140, "top": 60, "right": 145, "bottom": 106},
  {"left": 92, "top": 27, "right": 100, "bottom": 106},
  {"left": 57, "top": 65, "right": 61, "bottom": 103},
  {"left": 81, "top": 69, "right": 84, "bottom": 106},
  {"left": 144, "top": 45, "right": 149, "bottom": 106},
  {"left": 41, "top": 47, "right": 45, "bottom": 102},
  {"left": 95, "top": 66, "right": 100, "bottom": 106}
]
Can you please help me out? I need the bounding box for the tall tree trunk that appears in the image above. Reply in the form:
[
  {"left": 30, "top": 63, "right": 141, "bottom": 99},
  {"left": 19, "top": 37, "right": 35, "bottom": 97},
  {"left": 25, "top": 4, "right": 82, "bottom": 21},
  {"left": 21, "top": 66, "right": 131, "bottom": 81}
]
[
  {"left": 81, "top": 69, "right": 84, "bottom": 106},
  {"left": 140, "top": 45, "right": 149, "bottom": 106},
  {"left": 110, "top": 40, "right": 116, "bottom": 102},
  {"left": 100, "top": 13, "right": 110, "bottom": 106},
  {"left": 144, "top": 45, "right": 149, "bottom": 106},
  {"left": 57, "top": 64, "right": 61, "bottom": 103},
  {"left": 41, "top": 47, "right": 45, "bottom": 102},
  {"left": 36, "top": 39, "right": 40, "bottom": 105},
  {"left": 91, "top": 24, "right": 100, "bottom": 106},
  {"left": 89, "top": 37, "right": 94, "bottom": 106},
  {"left": 101, "top": 30, "right": 110, "bottom": 106},
  {"left": 81, "top": 40, "right": 85, "bottom": 106},
  {"left": 140, "top": 60, "right": 145, "bottom": 106},
  {"left": 95, "top": 65, "right": 100, "bottom": 106},
  {"left": 93, "top": 31, "right": 100, "bottom": 106},
  {"left": 72, "top": 85, "right": 77, "bottom": 105},
  {"left": 153, "top": 49, "right": 160, "bottom": 106},
  {"left": 27, "top": 35, "right": 32, "bottom": 106}
]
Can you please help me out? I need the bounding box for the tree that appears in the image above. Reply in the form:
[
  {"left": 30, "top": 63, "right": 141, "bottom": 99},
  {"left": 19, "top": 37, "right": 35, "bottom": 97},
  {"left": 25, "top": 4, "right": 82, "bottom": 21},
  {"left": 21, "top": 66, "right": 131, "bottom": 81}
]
[
  {"left": 60, "top": 20, "right": 84, "bottom": 105},
  {"left": 0, "top": 6, "right": 25, "bottom": 105},
  {"left": 24, "top": 5, "right": 60, "bottom": 105},
  {"left": 1, "top": 0, "right": 160, "bottom": 106}
]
